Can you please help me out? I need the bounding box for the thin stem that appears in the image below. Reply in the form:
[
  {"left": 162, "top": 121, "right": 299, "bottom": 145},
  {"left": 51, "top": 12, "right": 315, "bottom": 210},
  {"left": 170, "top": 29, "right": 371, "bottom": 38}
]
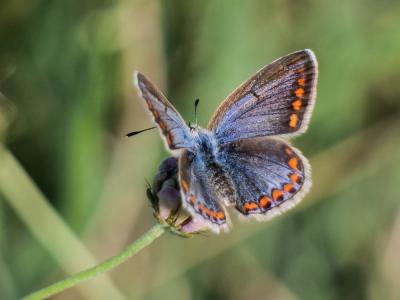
[{"left": 23, "top": 223, "right": 166, "bottom": 300}]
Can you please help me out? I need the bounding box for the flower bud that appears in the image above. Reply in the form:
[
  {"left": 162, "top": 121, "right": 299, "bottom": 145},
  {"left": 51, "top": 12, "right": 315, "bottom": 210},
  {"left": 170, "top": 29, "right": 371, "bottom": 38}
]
[{"left": 147, "top": 157, "right": 208, "bottom": 237}]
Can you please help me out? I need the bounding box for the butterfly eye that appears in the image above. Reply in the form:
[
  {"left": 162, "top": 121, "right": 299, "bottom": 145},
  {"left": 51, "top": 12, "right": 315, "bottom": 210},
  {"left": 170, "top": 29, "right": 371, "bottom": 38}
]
[{"left": 187, "top": 122, "right": 196, "bottom": 131}]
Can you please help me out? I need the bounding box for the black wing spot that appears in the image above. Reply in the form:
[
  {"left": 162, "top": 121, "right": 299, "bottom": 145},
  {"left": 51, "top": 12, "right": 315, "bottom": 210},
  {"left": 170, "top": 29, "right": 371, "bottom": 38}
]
[{"left": 251, "top": 91, "right": 260, "bottom": 99}]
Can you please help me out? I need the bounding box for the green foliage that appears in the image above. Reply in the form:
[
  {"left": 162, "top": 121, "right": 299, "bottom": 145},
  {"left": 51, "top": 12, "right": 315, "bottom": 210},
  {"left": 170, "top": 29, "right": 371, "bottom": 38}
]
[{"left": 1, "top": 0, "right": 400, "bottom": 299}]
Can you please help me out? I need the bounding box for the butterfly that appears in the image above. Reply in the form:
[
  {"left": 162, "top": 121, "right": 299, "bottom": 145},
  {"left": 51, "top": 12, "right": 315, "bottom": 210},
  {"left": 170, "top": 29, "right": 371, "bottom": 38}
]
[{"left": 134, "top": 49, "right": 318, "bottom": 233}]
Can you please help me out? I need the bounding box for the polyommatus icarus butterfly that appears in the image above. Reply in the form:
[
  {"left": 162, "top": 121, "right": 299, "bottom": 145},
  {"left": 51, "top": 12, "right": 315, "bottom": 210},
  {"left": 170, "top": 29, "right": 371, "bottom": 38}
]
[{"left": 135, "top": 49, "right": 318, "bottom": 233}]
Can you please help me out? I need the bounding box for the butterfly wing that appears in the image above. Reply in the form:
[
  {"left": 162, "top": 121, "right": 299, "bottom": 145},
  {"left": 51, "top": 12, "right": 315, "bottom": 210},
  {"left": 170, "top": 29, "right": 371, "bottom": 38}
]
[
  {"left": 179, "top": 149, "right": 230, "bottom": 233},
  {"left": 208, "top": 49, "right": 318, "bottom": 144},
  {"left": 218, "top": 137, "right": 311, "bottom": 220},
  {"left": 135, "top": 72, "right": 194, "bottom": 150}
]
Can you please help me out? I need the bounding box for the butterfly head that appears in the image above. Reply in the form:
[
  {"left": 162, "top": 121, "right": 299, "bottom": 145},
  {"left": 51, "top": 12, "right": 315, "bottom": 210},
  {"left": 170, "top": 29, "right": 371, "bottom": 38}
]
[{"left": 188, "top": 121, "right": 199, "bottom": 132}]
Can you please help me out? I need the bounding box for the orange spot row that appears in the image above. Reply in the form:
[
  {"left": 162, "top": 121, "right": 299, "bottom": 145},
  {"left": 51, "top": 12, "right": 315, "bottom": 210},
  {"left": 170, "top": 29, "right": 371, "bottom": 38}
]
[
  {"left": 146, "top": 103, "right": 168, "bottom": 132},
  {"left": 289, "top": 113, "right": 299, "bottom": 128},
  {"left": 197, "top": 204, "right": 225, "bottom": 221},
  {"left": 292, "top": 99, "right": 302, "bottom": 111},
  {"left": 288, "top": 157, "right": 299, "bottom": 170},
  {"left": 243, "top": 196, "right": 274, "bottom": 211}
]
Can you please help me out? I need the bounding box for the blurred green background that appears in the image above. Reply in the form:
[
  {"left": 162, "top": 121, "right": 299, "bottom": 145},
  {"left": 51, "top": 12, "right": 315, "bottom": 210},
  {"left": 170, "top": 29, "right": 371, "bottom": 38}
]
[{"left": 1, "top": 0, "right": 400, "bottom": 299}]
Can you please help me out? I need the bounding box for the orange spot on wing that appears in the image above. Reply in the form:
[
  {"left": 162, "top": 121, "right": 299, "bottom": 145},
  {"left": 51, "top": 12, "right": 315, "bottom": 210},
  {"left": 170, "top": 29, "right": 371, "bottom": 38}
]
[
  {"left": 216, "top": 211, "right": 225, "bottom": 220},
  {"left": 204, "top": 207, "right": 211, "bottom": 216},
  {"left": 188, "top": 195, "right": 196, "bottom": 204},
  {"left": 290, "top": 173, "right": 302, "bottom": 184},
  {"left": 166, "top": 132, "right": 173, "bottom": 145},
  {"left": 259, "top": 196, "right": 272, "bottom": 208},
  {"left": 288, "top": 157, "right": 299, "bottom": 170},
  {"left": 158, "top": 120, "right": 166, "bottom": 131},
  {"left": 181, "top": 179, "right": 189, "bottom": 193},
  {"left": 297, "top": 77, "right": 305, "bottom": 86},
  {"left": 146, "top": 100, "right": 153, "bottom": 110},
  {"left": 209, "top": 210, "right": 217, "bottom": 218},
  {"left": 289, "top": 114, "right": 299, "bottom": 128},
  {"left": 283, "top": 183, "right": 295, "bottom": 193},
  {"left": 153, "top": 110, "right": 160, "bottom": 119},
  {"left": 272, "top": 189, "right": 284, "bottom": 201},
  {"left": 285, "top": 147, "right": 293, "bottom": 156},
  {"left": 292, "top": 99, "right": 302, "bottom": 111},
  {"left": 295, "top": 88, "right": 304, "bottom": 97},
  {"left": 244, "top": 202, "right": 258, "bottom": 211}
]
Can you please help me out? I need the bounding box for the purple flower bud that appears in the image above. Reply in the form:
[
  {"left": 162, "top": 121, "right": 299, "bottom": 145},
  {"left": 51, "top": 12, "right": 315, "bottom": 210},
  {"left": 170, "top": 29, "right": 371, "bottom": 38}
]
[
  {"left": 157, "top": 179, "right": 180, "bottom": 219},
  {"left": 147, "top": 156, "right": 209, "bottom": 237},
  {"left": 152, "top": 157, "right": 178, "bottom": 194}
]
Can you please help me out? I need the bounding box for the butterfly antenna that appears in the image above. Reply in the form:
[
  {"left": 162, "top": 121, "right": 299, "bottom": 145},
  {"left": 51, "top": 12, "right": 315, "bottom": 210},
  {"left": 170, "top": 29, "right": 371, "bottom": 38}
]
[
  {"left": 126, "top": 126, "right": 156, "bottom": 137},
  {"left": 194, "top": 98, "right": 200, "bottom": 126}
]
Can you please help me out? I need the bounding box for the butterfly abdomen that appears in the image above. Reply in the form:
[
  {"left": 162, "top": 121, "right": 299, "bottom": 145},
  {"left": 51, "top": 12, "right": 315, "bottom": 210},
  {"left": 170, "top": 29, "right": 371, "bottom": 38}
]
[{"left": 207, "top": 160, "right": 236, "bottom": 205}]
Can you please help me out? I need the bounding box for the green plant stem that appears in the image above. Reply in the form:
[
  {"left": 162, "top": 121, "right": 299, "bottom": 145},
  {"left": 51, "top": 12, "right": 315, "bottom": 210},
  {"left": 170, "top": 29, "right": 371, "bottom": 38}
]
[{"left": 23, "top": 223, "right": 166, "bottom": 300}]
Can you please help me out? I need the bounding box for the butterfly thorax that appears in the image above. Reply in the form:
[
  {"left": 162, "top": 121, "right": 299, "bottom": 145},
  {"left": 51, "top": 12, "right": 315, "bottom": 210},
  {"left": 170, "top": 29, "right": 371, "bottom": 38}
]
[{"left": 190, "top": 129, "right": 236, "bottom": 205}]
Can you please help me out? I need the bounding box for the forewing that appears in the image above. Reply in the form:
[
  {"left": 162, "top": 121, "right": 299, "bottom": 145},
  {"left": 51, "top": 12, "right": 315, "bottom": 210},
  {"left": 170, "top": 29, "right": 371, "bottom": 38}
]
[
  {"left": 179, "top": 150, "right": 229, "bottom": 233},
  {"left": 219, "top": 138, "right": 311, "bottom": 220},
  {"left": 135, "top": 72, "right": 193, "bottom": 150},
  {"left": 208, "top": 49, "right": 318, "bottom": 144}
]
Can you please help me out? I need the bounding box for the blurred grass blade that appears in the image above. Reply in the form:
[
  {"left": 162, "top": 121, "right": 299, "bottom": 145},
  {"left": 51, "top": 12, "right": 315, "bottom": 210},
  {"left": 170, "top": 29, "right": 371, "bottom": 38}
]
[
  {"left": 0, "top": 92, "right": 16, "bottom": 142},
  {"left": 0, "top": 146, "right": 125, "bottom": 300},
  {"left": 0, "top": 65, "right": 16, "bottom": 83}
]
